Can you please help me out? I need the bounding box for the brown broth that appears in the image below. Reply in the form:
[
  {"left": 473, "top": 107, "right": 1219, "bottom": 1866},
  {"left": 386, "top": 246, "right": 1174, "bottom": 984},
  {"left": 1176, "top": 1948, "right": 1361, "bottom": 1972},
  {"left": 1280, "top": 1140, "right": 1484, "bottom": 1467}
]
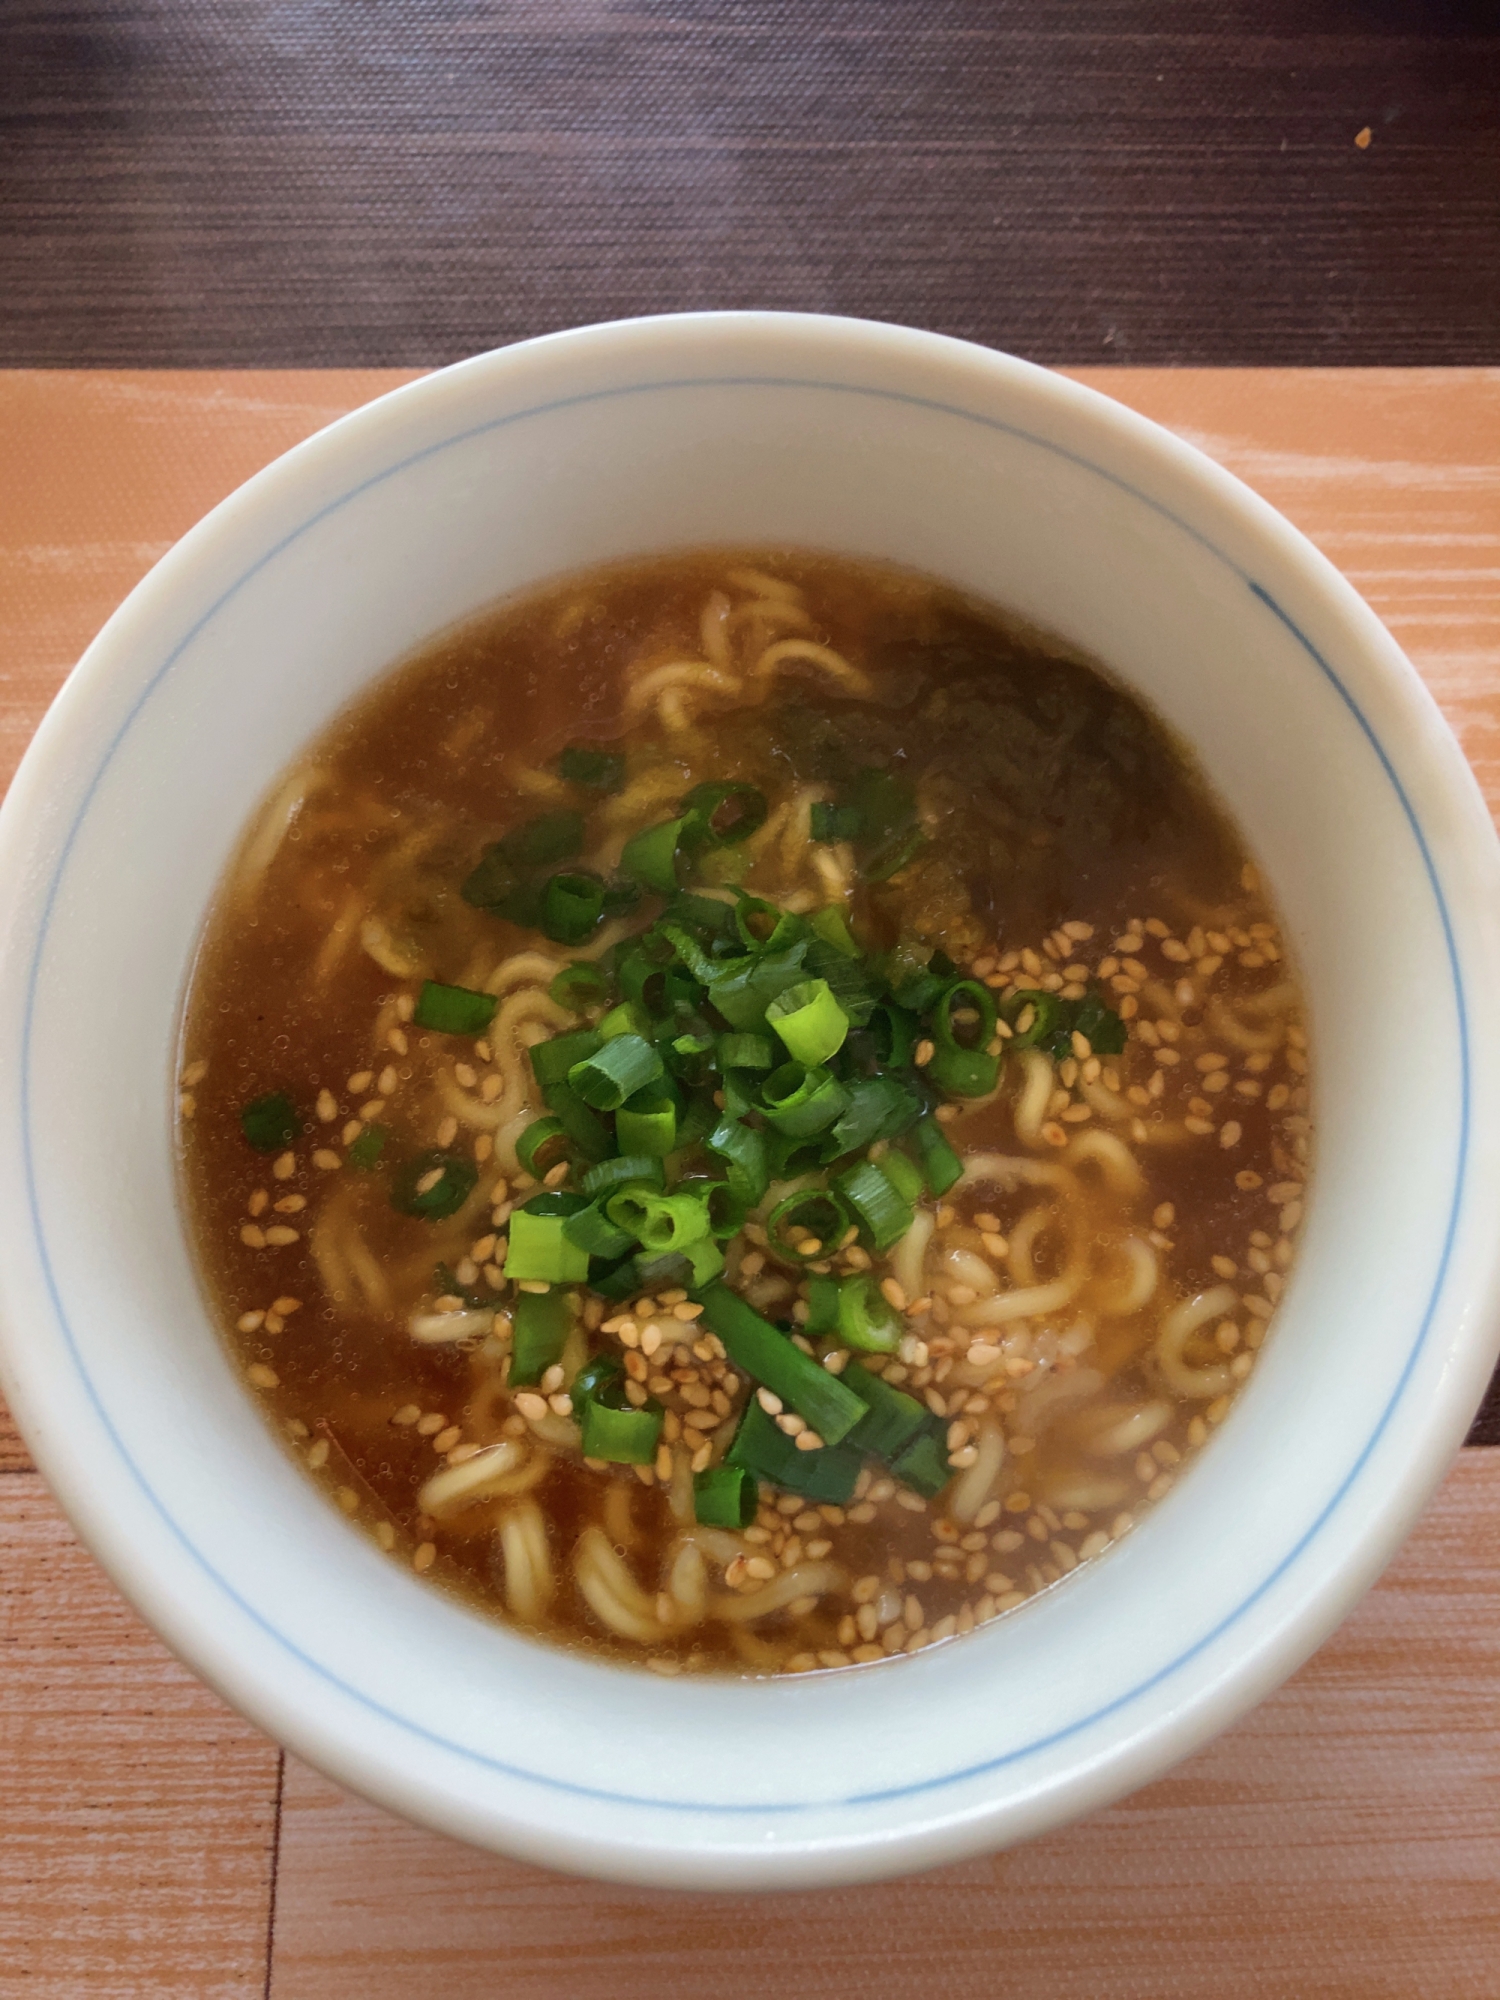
[{"left": 178, "top": 550, "right": 1311, "bottom": 1677}]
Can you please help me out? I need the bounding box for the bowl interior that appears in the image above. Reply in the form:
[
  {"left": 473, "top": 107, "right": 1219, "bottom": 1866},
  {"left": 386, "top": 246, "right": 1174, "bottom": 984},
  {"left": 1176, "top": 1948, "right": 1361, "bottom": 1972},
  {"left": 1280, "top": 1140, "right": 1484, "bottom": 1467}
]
[{"left": 3, "top": 318, "right": 1496, "bottom": 1887}]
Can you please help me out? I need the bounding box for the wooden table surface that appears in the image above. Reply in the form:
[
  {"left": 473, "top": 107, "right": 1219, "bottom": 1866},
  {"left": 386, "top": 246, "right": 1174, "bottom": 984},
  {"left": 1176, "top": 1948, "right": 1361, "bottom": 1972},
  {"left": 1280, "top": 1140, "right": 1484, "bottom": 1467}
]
[
  {"left": 4, "top": 3, "right": 1500, "bottom": 1980},
  {"left": 2, "top": 365, "right": 1499, "bottom": 1994},
  {"left": 3, "top": 0, "right": 1500, "bottom": 369}
]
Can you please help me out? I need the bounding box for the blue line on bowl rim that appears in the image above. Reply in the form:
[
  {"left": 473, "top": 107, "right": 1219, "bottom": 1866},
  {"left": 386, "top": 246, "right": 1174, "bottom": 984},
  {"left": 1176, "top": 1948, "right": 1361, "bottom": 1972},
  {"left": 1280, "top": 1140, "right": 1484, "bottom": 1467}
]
[{"left": 15, "top": 371, "right": 1470, "bottom": 1818}]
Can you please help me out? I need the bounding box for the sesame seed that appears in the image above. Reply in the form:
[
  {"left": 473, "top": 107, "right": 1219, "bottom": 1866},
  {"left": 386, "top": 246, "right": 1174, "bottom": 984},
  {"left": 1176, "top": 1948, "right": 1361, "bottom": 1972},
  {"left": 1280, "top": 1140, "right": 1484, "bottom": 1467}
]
[
  {"left": 413, "top": 1543, "right": 436, "bottom": 1572},
  {"left": 246, "top": 1363, "right": 279, "bottom": 1389}
]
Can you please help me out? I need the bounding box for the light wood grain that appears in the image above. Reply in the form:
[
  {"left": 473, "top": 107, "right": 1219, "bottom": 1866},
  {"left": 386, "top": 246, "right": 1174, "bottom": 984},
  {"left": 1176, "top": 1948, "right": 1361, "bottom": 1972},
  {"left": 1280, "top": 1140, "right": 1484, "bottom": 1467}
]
[
  {"left": 2, "top": 369, "right": 1500, "bottom": 1993},
  {"left": 266, "top": 1450, "right": 1500, "bottom": 2000},
  {"left": 0, "top": 1475, "right": 281, "bottom": 1996}
]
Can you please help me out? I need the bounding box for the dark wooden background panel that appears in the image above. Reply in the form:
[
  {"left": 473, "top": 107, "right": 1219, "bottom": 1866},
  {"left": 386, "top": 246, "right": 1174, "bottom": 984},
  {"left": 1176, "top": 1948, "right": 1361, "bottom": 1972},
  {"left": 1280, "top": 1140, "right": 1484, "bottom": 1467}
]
[{"left": 2, "top": 0, "right": 1498, "bottom": 367}]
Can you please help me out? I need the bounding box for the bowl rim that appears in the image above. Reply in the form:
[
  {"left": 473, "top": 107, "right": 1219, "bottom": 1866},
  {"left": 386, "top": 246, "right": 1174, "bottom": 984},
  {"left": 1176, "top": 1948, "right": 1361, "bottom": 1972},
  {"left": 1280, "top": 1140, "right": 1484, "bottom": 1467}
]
[{"left": 3, "top": 310, "right": 1499, "bottom": 1886}]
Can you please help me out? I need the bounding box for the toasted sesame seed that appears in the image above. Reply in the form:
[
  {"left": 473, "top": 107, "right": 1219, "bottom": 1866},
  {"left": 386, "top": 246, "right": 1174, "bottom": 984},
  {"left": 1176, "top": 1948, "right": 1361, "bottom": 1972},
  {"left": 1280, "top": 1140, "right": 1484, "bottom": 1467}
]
[
  {"left": 413, "top": 1542, "right": 436, "bottom": 1572},
  {"left": 247, "top": 1363, "right": 279, "bottom": 1389}
]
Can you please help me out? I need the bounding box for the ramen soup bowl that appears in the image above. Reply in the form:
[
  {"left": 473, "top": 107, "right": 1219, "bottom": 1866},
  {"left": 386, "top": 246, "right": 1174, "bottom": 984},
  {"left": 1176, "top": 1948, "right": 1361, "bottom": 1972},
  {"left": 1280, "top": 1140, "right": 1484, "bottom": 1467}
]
[{"left": 1, "top": 313, "right": 1498, "bottom": 1891}]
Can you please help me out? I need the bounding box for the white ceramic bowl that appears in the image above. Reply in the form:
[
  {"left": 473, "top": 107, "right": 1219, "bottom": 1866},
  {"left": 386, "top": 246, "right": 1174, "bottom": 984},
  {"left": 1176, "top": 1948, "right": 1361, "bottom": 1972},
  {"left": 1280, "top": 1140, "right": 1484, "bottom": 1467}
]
[{"left": 2, "top": 313, "right": 1498, "bottom": 1891}]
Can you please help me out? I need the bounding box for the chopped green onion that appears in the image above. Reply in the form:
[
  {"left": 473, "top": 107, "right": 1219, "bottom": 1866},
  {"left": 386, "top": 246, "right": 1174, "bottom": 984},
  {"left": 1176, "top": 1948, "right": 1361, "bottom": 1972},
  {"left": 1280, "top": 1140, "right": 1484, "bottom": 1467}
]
[
  {"left": 766, "top": 1130, "right": 829, "bottom": 1181},
  {"left": 346, "top": 1124, "right": 387, "bottom": 1171},
  {"left": 726, "top": 1399, "right": 862, "bottom": 1504},
  {"left": 844, "top": 1365, "right": 929, "bottom": 1461},
  {"left": 809, "top": 904, "right": 860, "bottom": 957},
  {"left": 580, "top": 1155, "right": 665, "bottom": 1200},
  {"left": 498, "top": 810, "right": 585, "bottom": 869},
  {"left": 1002, "top": 988, "right": 1067, "bottom": 1051},
  {"left": 733, "top": 895, "right": 806, "bottom": 954},
  {"left": 705, "top": 1116, "right": 770, "bottom": 1204},
  {"left": 667, "top": 890, "right": 740, "bottom": 940},
  {"left": 503, "top": 1210, "right": 591, "bottom": 1284},
  {"left": 681, "top": 1236, "right": 727, "bottom": 1286},
  {"left": 863, "top": 825, "right": 928, "bottom": 882},
  {"left": 240, "top": 1091, "right": 300, "bottom": 1152},
  {"left": 589, "top": 1254, "right": 642, "bottom": 1300},
  {"left": 891, "top": 1421, "right": 953, "bottom": 1499},
  {"left": 910, "top": 1114, "right": 964, "bottom": 1196},
  {"left": 766, "top": 978, "right": 850, "bottom": 1066},
  {"left": 879, "top": 1148, "right": 924, "bottom": 1206},
  {"left": 672, "top": 1031, "right": 715, "bottom": 1058},
  {"left": 678, "top": 781, "right": 768, "bottom": 848},
  {"left": 539, "top": 1078, "right": 613, "bottom": 1162},
  {"left": 616, "top": 1087, "right": 677, "bottom": 1157},
  {"left": 519, "top": 1188, "right": 589, "bottom": 1219},
  {"left": 809, "top": 801, "right": 861, "bottom": 843},
  {"left": 803, "top": 1273, "right": 842, "bottom": 1335},
  {"left": 766, "top": 1188, "right": 851, "bottom": 1265},
  {"left": 1006, "top": 986, "right": 1128, "bottom": 1061},
  {"left": 562, "top": 1201, "right": 636, "bottom": 1261},
  {"left": 928, "top": 1045, "right": 999, "bottom": 1097},
  {"left": 833, "top": 1159, "right": 914, "bottom": 1252},
  {"left": 517, "top": 1115, "right": 569, "bottom": 1178},
  {"left": 835, "top": 1273, "right": 903, "bottom": 1353},
  {"left": 632, "top": 1236, "right": 725, "bottom": 1291},
  {"left": 929, "top": 978, "right": 1001, "bottom": 1097},
  {"left": 540, "top": 871, "right": 606, "bottom": 945},
  {"left": 868, "top": 1001, "right": 918, "bottom": 1068},
  {"left": 549, "top": 962, "right": 610, "bottom": 1010},
  {"left": 621, "top": 816, "right": 686, "bottom": 893},
  {"left": 391, "top": 1150, "right": 478, "bottom": 1220},
  {"left": 554, "top": 745, "right": 625, "bottom": 792},
  {"left": 658, "top": 922, "right": 716, "bottom": 986},
  {"left": 530, "top": 1028, "right": 604, "bottom": 1088},
  {"left": 413, "top": 980, "right": 498, "bottom": 1036},
  {"left": 703, "top": 943, "right": 809, "bottom": 1031},
  {"left": 717, "top": 1032, "right": 775, "bottom": 1070},
  {"left": 692, "top": 1464, "right": 759, "bottom": 1529},
  {"left": 598, "top": 1000, "right": 651, "bottom": 1041},
  {"left": 605, "top": 1186, "right": 713, "bottom": 1256},
  {"left": 460, "top": 844, "right": 532, "bottom": 919},
  {"left": 759, "top": 1062, "right": 849, "bottom": 1138},
  {"left": 567, "top": 1033, "right": 664, "bottom": 1111},
  {"left": 692, "top": 1285, "right": 866, "bottom": 1444},
  {"left": 570, "top": 1353, "right": 623, "bottom": 1405},
  {"left": 580, "top": 1392, "right": 663, "bottom": 1465},
  {"left": 1072, "top": 990, "right": 1128, "bottom": 1057},
  {"left": 700, "top": 1179, "right": 753, "bottom": 1239},
  {"left": 509, "top": 1288, "right": 574, "bottom": 1386},
  {"left": 826, "top": 1075, "right": 922, "bottom": 1158}
]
